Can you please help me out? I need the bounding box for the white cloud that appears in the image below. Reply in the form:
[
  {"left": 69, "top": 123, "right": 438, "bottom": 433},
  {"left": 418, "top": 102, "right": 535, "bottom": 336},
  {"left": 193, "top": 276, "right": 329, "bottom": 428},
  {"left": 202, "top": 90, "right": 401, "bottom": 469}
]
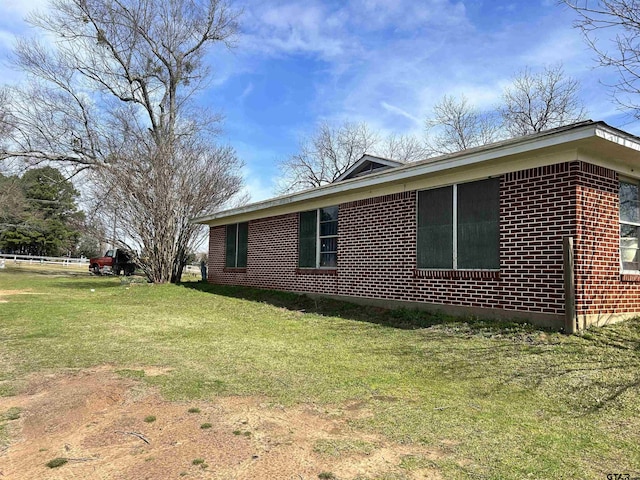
[
  {"left": 239, "top": 82, "right": 254, "bottom": 101},
  {"left": 380, "top": 101, "right": 421, "bottom": 125},
  {"left": 239, "top": 0, "right": 349, "bottom": 60},
  {"left": 1, "top": 0, "right": 48, "bottom": 16},
  {"left": 347, "top": 0, "right": 468, "bottom": 31},
  {"left": 240, "top": 167, "right": 278, "bottom": 202},
  {"left": 0, "top": 29, "right": 15, "bottom": 50}
]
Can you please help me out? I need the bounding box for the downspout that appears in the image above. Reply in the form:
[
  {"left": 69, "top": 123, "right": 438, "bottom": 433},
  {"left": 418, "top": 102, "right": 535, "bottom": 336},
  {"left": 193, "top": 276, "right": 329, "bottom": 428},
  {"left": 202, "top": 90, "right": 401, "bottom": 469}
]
[{"left": 563, "top": 236, "right": 578, "bottom": 333}]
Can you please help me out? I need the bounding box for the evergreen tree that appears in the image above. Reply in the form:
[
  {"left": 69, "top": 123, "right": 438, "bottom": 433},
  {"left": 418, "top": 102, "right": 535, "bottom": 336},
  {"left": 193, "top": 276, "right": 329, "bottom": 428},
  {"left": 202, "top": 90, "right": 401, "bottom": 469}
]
[{"left": 0, "top": 167, "right": 83, "bottom": 256}]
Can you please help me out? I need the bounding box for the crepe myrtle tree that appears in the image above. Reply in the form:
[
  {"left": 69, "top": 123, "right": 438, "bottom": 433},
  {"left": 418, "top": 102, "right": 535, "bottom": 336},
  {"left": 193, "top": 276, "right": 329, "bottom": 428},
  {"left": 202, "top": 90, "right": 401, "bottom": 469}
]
[
  {"left": 89, "top": 117, "right": 242, "bottom": 283},
  {"left": 0, "top": 0, "right": 244, "bottom": 283}
]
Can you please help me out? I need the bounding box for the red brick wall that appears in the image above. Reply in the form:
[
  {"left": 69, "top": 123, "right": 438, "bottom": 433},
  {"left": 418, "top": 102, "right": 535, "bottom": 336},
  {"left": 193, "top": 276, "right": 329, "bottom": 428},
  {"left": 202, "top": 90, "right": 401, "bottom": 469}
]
[
  {"left": 209, "top": 213, "right": 338, "bottom": 294},
  {"left": 206, "top": 161, "right": 640, "bottom": 322},
  {"left": 499, "top": 163, "right": 577, "bottom": 315},
  {"left": 338, "top": 192, "right": 416, "bottom": 301},
  {"left": 574, "top": 163, "right": 640, "bottom": 319}
]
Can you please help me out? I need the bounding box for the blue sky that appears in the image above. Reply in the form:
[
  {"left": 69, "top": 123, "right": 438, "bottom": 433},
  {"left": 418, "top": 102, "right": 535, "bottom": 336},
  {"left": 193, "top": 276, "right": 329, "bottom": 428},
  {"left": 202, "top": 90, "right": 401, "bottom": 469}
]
[{"left": 0, "top": 0, "right": 635, "bottom": 201}]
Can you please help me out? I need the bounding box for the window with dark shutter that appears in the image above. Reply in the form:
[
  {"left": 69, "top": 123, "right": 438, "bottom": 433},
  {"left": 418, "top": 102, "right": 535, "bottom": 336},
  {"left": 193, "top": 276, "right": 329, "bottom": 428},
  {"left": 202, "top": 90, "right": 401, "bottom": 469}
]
[
  {"left": 299, "top": 210, "right": 317, "bottom": 268},
  {"left": 457, "top": 178, "right": 500, "bottom": 269},
  {"left": 417, "top": 178, "right": 499, "bottom": 270},
  {"left": 417, "top": 186, "right": 453, "bottom": 269},
  {"left": 299, "top": 206, "right": 338, "bottom": 268},
  {"left": 225, "top": 224, "right": 237, "bottom": 268},
  {"left": 225, "top": 222, "right": 249, "bottom": 268}
]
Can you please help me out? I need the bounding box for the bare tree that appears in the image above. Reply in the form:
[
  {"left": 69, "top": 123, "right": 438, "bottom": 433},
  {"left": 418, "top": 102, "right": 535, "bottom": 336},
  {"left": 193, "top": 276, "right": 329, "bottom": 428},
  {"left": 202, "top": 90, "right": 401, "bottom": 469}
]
[
  {"left": 277, "top": 121, "right": 430, "bottom": 193},
  {"left": 377, "top": 133, "right": 428, "bottom": 162},
  {"left": 564, "top": 0, "right": 640, "bottom": 118},
  {"left": 425, "top": 94, "right": 501, "bottom": 156},
  {"left": 90, "top": 116, "right": 242, "bottom": 282},
  {"left": 0, "top": 89, "right": 14, "bottom": 149},
  {"left": 1, "top": 0, "right": 243, "bottom": 283},
  {"left": 276, "top": 121, "right": 378, "bottom": 193},
  {"left": 500, "top": 64, "right": 587, "bottom": 136}
]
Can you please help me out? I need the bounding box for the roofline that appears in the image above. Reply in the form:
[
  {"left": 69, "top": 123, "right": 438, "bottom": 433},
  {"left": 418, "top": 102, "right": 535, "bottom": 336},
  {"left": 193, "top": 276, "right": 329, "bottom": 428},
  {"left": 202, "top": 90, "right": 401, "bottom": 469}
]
[
  {"left": 192, "top": 121, "right": 640, "bottom": 225},
  {"left": 334, "top": 153, "right": 406, "bottom": 182}
]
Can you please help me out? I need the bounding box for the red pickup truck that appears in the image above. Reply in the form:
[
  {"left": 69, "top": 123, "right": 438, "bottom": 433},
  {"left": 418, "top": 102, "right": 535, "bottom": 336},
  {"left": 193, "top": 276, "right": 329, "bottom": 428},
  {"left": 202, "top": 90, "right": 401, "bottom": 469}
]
[{"left": 89, "top": 249, "right": 136, "bottom": 276}]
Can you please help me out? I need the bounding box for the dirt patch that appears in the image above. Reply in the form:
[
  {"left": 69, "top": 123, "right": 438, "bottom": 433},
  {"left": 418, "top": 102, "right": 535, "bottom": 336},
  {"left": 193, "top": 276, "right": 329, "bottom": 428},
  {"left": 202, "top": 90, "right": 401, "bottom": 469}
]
[
  {"left": 0, "top": 367, "right": 443, "bottom": 479},
  {"left": 0, "top": 290, "right": 46, "bottom": 303}
]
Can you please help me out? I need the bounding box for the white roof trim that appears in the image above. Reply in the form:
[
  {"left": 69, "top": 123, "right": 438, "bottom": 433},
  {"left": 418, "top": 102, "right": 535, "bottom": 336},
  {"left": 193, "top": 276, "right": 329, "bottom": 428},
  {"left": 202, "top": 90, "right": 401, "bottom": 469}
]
[{"left": 192, "top": 121, "right": 640, "bottom": 225}]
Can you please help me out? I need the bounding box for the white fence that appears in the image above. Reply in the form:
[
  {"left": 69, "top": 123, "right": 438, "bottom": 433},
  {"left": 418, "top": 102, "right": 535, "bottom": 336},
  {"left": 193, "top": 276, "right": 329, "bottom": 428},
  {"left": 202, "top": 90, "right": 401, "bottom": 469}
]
[{"left": 0, "top": 253, "right": 89, "bottom": 268}]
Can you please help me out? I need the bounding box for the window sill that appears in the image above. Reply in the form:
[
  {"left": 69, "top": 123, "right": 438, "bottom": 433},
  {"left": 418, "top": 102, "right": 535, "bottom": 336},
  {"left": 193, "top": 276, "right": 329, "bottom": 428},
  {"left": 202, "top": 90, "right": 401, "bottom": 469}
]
[
  {"left": 621, "top": 273, "right": 640, "bottom": 282},
  {"left": 414, "top": 269, "right": 500, "bottom": 280},
  {"left": 296, "top": 268, "right": 337, "bottom": 276},
  {"left": 223, "top": 267, "right": 247, "bottom": 273}
]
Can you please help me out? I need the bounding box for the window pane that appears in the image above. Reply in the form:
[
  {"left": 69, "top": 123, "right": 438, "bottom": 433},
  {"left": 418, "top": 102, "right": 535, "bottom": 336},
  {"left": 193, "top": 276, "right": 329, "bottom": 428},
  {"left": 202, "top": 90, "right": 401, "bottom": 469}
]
[
  {"left": 320, "top": 253, "right": 337, "bottom": 267},
  {"left": 237, "top": 222, "right": 248, "bottom": 268},
  {"left": 621, "top": 224, "right": 640, "bottom": 271},
  {"left": 320, "top": 220, "right": 338, "bottom": 236},
  {"left": 320, "top": 237, "right": 337, "bottom": 253},
  {"left": 320, "top": 206, "right": 338, "bottom": 221},
  {"left": 457, "top": 178, "right": 500, "bottom": 269},
  {"left": 620, "top": 182, "right": 639, "bottom": 223},
  {"left": 225, "top": 224, "right": 237, "bottom": 268},
  {"left": 299, "top": 210, "right": 317, "bottom": 268},
  {"left": 417, "top": 187, "right": 453, "bottom": 269}
]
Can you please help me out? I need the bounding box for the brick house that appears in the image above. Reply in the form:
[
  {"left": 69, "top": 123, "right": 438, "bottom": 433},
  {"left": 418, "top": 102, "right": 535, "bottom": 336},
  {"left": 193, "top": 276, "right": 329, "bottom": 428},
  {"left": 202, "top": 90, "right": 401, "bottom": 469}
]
[{"left": 194, "top": 121, "right": 640, "bottom": 331}]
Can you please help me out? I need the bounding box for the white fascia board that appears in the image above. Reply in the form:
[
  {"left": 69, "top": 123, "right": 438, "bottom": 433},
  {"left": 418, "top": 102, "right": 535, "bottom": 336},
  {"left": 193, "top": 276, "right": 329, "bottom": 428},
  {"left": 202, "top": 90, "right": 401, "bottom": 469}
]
[
  {"left": 192, "top": 123, "right": 639, "bottom": 225},
  {"left": 595, "top": 126, "right": 640, "bottom": 152}
]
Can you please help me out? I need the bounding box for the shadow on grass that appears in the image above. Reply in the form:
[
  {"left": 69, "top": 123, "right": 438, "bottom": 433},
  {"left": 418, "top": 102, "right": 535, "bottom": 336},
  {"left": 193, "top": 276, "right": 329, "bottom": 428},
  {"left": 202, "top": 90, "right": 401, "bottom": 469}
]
[{"left": 180, "top": 281, "right": 549, "bottom": 336}]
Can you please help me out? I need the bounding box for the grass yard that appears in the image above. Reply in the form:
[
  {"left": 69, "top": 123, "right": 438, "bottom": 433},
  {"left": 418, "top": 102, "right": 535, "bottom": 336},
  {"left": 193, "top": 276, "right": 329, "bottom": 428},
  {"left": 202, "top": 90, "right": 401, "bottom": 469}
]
[{"left": 1, "top": 265, "right": 640, "bottom": 478}]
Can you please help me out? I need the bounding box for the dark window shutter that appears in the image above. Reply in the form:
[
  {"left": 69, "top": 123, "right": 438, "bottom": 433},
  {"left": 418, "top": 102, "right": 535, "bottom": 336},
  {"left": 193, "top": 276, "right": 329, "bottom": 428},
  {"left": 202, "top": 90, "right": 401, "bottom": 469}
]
[
  {"left": 225, "top": 224, "right": 237, "bottom": 267},
  {"left": 299, "top": 210, "right": 317, "bottom": 268},
  {"left": 457, "top": 178, "right": 500, "bottom": 269},
  {"left": 418, "top": 186, "right": 453, "bottom": 269}
]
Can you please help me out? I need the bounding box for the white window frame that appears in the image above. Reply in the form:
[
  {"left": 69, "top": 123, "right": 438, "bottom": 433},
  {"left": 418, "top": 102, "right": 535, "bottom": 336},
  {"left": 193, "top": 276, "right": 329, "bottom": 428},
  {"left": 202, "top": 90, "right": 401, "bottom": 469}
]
[
  {"left": 317, "top": 206, "right": 338, "bottom": 268},
  {"left": 620, "top": 178, "right": 640, "bottom": 273}
]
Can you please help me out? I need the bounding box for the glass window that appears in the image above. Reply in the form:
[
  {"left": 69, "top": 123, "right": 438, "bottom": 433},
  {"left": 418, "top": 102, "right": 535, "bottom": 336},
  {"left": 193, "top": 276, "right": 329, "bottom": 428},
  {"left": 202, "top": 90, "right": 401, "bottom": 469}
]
[
  {"left": 225, "top": 222, "right": 248, "bottom": 268},
  {"left": 417, "top": 186, "right": 453, "bottom": 269},
  {"left": 299, "top": 206, "right": 338, "bottom": 268},
  {"left": 620, "top": 180, "right": 640, "bottom": 271},
  {"left": 418, "top": 178, "right": 500, "bottom": 270},
  {"left": 457, "top": 179, "right": 500, "bottom": 269}
]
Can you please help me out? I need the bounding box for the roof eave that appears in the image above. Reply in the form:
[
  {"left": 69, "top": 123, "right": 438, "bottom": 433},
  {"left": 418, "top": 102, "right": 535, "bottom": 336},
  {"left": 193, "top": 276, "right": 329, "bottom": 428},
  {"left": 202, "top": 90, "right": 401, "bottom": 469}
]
[{"left": 192, "top": 121, "right": 639, "bottom": 225}]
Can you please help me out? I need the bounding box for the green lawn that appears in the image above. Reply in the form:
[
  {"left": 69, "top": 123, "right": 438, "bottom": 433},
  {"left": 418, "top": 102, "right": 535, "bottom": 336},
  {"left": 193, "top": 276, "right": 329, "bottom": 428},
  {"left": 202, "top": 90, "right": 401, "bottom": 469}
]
[{"left": 1, "top": 265, "right": 640, "bottom": 478}]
